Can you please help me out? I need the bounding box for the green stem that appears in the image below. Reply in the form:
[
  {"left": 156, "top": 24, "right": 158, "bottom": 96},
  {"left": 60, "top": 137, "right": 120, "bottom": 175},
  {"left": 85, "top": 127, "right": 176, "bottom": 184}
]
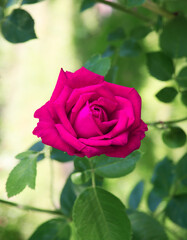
[
  {"left": 98, "top": 0, "right": 154, "bottom": 24},
  {"left": 0, "top": 199, "right": 63, "bottom": 216},
  {"left": 147, "top": 116, "right": 187, "bottom": 127},
  {"left": 165, "top": 226, "right": 184, "bottom": 240},
  {"left": 142, "top": 0, "right": 174, "bottom": 19},
  {"left": 49, "top": 152, "right": 57, "bottom": 209}
]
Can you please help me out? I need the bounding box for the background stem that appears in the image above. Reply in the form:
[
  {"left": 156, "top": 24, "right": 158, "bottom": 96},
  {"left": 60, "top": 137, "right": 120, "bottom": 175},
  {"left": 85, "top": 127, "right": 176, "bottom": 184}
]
[{"left": 147, "top": 117, "right": 187, "bottom": 127}]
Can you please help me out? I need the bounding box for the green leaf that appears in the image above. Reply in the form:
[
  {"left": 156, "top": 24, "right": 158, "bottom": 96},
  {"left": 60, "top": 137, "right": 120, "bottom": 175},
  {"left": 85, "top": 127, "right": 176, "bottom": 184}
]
[
  {"left": 93, "top": 151, "right": 141, "bottom": 178},
  {"left": 29, "top": 141, "right": 45, "bottom": 152},
  {"left": 60, "top": 176, "right": 77, "bottom": 217},
  {"left": 147, "top": 189, "right": 162, "bottom": 212},
  {"left": 15, "top": 150, "right": 35, "bottom": 160},
  {"left": 127, "top": 0, "right": 145, "bottom": 7},
  {"left": 181, "top": 90, "right": 187, "bottom": 106},
  {"left": 102, "top": 46, "right": 116, "bottom": 58},
  {"left": 0, "top": 6, "right": 4, "bottom": 20},
  {"left": 71, "top": 172, "right": 91, "bottom": 185},
  {"left": 80, "top": 0, "right": 95, "bottom": 12},
  {"left": 108, "top": 28, "right": 126, "bottom": 41},
  {"left": 129, "top": 180, "right": 144, "bottom": 210},
  {"left": 22, "top": 0, "right": 44, "bottom": 5},
  {"left": 29, "top": 218, "right": 71, "bottom": 240},
  {"left": 51, "top": 148, "right": 75, "bottom": 162},
  {"left": 106, "top": 65, "right": 118, "bottom": 83},
  {"left": 176, "top": 153, "right": 187, "bottom": 186},
  {"left": 160, "top": 17, "right": 187, "bottom": 58},
  {"left": 120, "top": 39, "right": 141, "bottom": 57},
  {"left": 146, "top": 51, "right": 174, "bottom": 81},
  {"left": 84, "top": 55, "right": 111, "bottom": 76},
  {"left": 73, "top": 187, "right": 131, "bottom": 240},
  {"left": 1, "top": 9, "right": 36, "bottom": 43},
  {"left": 162, "top": 127, "right": 186, "bottom": 148},
  {"left": 130, "top": 26, "right": 151, "bottom": 40},
  {"left": 128, "top": 211, "right": 168, "bottom": 240},
  {"left": 166, "top": 194, "right": 187, "bottom": 229},
  {"left": 6, "top": 153, "right": 37, "bottom": 197},
  {"left": 74, "top": 157, "right": 91, "bottom": 172},
  {"left": 176, "top": 67, "right": 187, "bottom": 88},
  {"left": 156, "top": 87, "right": 178, "bottom": 103},
  {"left": 151, "top": 157, "right": 175, "bottom": 197}
]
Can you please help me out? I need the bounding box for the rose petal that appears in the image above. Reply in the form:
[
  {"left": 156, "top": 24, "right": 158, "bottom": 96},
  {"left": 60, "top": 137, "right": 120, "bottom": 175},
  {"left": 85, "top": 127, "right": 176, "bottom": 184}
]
[
  {"left": 55, "top": 124, "right": 86, "bottom": 152},
  {"left": 50, "top": 68, "right": 67, "bottom": 102},
  {"left": 73, "top": 102, "right": 103, "bottom": 138},
  {"left": 105, "top": 82, "right": 141, "bottom": 128},
  {"left": 79, "top": 131, "right": 129, "bottom": 146},
  {"left": 90, "top": 97, "right": 118, "bottom": 114},
  {"left": 93, "top": 119, "right": 118, "bottom": 134},
  {"left": 54, "top": 86, "right": 77, "bottom": 137},
  {"left": 65, "top": 67, "right": 104, "bottom": 89}
]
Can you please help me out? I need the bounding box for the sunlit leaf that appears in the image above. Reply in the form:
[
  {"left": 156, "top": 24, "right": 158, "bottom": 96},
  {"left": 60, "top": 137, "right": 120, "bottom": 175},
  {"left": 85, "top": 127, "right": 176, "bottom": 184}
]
[
  {"left": 73, "top": 187, "right": 131, "bottom": 240},
  {"left": 84, "top": 55, "right": 111, "bottom": 76},
  {"left": 6, "top": 153, "right": 37, "bottom": 197}
]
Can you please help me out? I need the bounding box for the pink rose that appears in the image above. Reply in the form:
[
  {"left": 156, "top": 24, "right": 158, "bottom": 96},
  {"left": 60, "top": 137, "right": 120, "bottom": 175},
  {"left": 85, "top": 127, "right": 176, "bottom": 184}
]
[{"left": 33, "top": 67, "right": 147, "bottom": 158}]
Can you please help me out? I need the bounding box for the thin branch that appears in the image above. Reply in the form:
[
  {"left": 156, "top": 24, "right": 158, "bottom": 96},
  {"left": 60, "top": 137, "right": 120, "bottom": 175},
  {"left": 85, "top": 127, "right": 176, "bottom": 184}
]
[
  {"left": 0, "top": 198, "right": 64, "bottom": 217},
  {"left": 147, "top": 116, "right": 187, "bottom": 127},
  {"left": 98, "top": 0, "right": 154, "bottom": 24},
  {"left": 142, "top": 0, "right": 174, "bottom": 19}
]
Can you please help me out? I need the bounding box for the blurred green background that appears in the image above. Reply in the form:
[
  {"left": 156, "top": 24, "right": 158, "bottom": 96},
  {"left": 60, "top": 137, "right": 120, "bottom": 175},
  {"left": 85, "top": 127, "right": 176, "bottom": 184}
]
[{"left": 0, "top": 0, "right": 186, "bottom": 239}]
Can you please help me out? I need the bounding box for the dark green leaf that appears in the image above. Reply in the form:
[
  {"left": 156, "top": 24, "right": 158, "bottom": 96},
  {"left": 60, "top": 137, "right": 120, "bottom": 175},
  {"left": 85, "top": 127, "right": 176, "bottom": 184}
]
[
  {"left": 151, "top": 157, "right": 175, "bottom": 197},
  {"left": 156, "top": 87, "right": 178, "bottom": 103},
  {"left": 162, "top": 127, "right": 186, "bottom": 148},
  {"left": 120, "top": 39, "right": 141, "bottom": 57},
  {"left": 71, "top": 171, "right": 91, "bottom": 185},
  {"left": 102, "top": 45, "right": 115, "bottom": 58},
  {"left": 29, "top": 218, "right": 71, "bottom": 240},
  {"left": 29, "top": 141, "right": 45, "bottom": 152},
  {"left": 37, "top": 153, "right": 45, "bottom": 162},
  {"left": 176, "top": 67, "right": 187, "bottom": 88},
  {"left": 166, "top": 195, "right": 187, "bottom": 229},
  {"left": 127, "top": 0, "right": 145, "bottom": 7},
  {"left": 160, "top": 17, "right": 187, "bottom": 58},
  {"left": 0, "top": 6, "right": 4, "bottom": 20},
  {"left": 147, "top": 189, "right": 162, "bottom": 212},
  {"left": 129, "top": 180, "right": 144, "bottom": 210},
  {"left": 176, "top": 153, "right": 187, "bottom": 186},
  {"left": 73, "top": 187, "right": 131, "bottom": 240},
  {"left": 146, "top": 51, "right": 174, "bottom": 81},
  {"left": 181, "top": 90, "right": 187, "bottom": 106},
  {"left": 106, "top": 65, "right": 118, "bottom": 83},
  {"left": 80, "top": 0, "right": 95, "bottom": 12},
  {"left": 51, "top": 148, "right": 75, "bottom": 162},
  {"left": 6, "top": 153, "right": 37, "bottom": 197},
  {"left": 60, "top": 176, "right": 77, "bottom": 217},
  {"left": 74, "top": 157, "right": 90, "bottom": 172},
  {"left": 84, "top": 55, "right": 111, "bottom": 76},
  {"left": 128, "top": 211, "right": 168, "bottom": 240},
  {"left": 130, "top": 26, "right": 151, "bottom": 40},
  {"left": 108, "top": 28, "right": 126, "bottom": 41},
  {"left": 1, "top": 9, "right": 36, "bottom": 43},
  {"left": 93, "top": 151, "right": 141, "bottom": 178},
  {"left": 22, "top": 0, "right": 44, "bottom": 5}
]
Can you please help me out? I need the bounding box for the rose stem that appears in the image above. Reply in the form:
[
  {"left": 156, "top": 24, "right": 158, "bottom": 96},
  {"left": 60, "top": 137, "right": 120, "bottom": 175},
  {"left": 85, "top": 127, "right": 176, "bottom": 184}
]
[
  {"left": 0, "top": 198, "right": 64, "bottom": 217},
  {"left": 147, "top": 116, "right": 187, "bottom": 127}
]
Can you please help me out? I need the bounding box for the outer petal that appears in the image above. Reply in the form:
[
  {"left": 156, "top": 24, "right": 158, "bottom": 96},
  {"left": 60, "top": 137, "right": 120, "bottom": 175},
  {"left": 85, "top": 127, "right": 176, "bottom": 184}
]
[
  {"left": 105, "top": 82, "right": 141, "bottom": 128},
  {"left": 65, "top": 67, "right": 104, "bottom": 89},
  {"left": 50, "top": 68, "right": 68, "bottom": 102}
]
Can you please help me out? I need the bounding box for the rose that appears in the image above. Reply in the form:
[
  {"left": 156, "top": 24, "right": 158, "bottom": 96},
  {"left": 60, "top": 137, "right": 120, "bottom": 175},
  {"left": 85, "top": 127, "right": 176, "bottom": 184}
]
[{"left": 33, "top": 67, "right": 147, "bottom": 158}]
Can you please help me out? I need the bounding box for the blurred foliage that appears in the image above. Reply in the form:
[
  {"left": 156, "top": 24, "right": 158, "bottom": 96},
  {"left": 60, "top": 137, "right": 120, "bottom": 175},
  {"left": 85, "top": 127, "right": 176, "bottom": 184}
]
[{"left": 0, "top": 0, "right": 187, "bottom": 239}]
